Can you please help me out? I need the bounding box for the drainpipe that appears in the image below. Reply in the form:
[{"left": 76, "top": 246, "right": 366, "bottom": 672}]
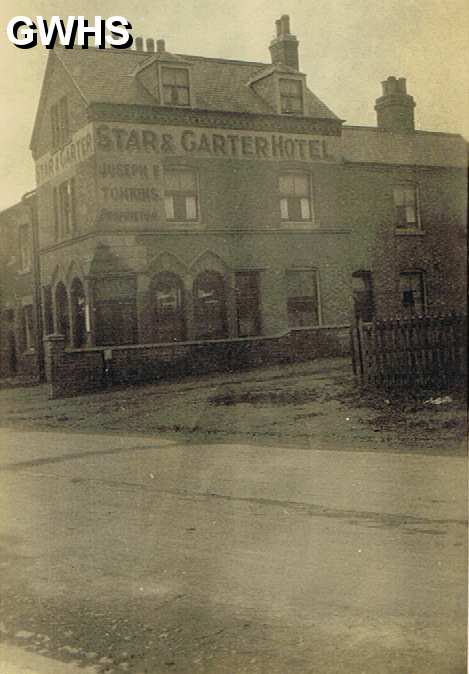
[{"left": 22, "top": 190, "right": 45, "bottom": 382}]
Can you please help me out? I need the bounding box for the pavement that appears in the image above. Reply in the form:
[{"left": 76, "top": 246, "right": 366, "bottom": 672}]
[{"left": 0, "top": 427, "right": 467, "bottom": 674}]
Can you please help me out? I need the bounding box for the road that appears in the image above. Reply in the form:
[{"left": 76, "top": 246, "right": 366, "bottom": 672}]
[{"left": 0, "top": 427, "right": 466, "bottom": 674}]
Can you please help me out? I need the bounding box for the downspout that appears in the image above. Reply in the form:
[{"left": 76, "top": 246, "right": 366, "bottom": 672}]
[{"left": 23, "top": 190, "right": 45, "bottom": 382}]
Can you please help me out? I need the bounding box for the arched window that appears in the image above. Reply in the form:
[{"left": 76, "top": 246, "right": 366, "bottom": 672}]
[
  {"left": 43, "top": 286, "right": 54, "bottom": 336},
  {"left": 55, "top": 282, "right": 70, "bottom": 345},
  {"left": 71, "top": 278, "right": 86, "bottom": 347},
  {"left": 151, "top": 272, "right": 186, "bottom": 343},
  {"left": 193, "top": 271, "right": 227, "bottom": 340}
]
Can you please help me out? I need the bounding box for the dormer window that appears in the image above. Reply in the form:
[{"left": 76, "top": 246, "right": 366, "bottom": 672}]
[
  {"left": 162, "top": 67, "right": 190, "bottom": 106},
  {"left": 279, "top": 78, "right": 303, "bottom": 114}
]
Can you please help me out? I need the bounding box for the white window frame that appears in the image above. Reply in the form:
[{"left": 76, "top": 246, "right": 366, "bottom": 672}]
[
  {"left": 163, "top": 167, "right": 200, "bottom": 224},
  {"left": 393, "top": 183, "right": 421, "bottom": 230},
  {"left": 279, "top": 172, "right": 315, "bottom": 226}
]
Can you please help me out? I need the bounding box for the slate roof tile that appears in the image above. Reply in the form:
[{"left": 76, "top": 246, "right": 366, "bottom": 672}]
[{"left": 55, "top": 46, "right": 339, "bottom": 120}]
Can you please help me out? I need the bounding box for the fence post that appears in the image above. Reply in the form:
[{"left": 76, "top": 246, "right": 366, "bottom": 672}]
[{"left": 357, "top": 319, "right": 366, "bottom": 381}]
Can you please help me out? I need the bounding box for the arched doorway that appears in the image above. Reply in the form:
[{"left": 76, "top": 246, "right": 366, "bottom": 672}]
[
  {"left": 193, "top": 270, "right": 228, "bottom": 340},
  {"left": 151, "top": 272, "right": 186, "bottom": 342},
  {"left": 71, "top": 277, "right": 87, "bottom": 347},
  {"left": 55, "top": 282, "right": 70, "bottom": 344}
]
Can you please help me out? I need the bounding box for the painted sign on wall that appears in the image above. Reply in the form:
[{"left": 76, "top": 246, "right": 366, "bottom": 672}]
[
  {"left": 95, "top": 124, "right": 338, "bottom": 162},
  {"left": 36, "top": 124, "right": 94, "bottom": 185}
]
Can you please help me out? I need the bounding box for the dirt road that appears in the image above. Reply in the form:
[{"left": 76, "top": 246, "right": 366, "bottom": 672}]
[{"left": 0, "top": 425, "right": 466, "bottom": 673}]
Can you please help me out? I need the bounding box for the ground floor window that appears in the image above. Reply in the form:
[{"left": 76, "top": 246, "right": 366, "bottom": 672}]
[
  {"left": 235, "top": 271, "right": 262, "bottom": 337},
  {"left": 400, "top": 271, "right": 425, "bottom": 316},
  {"left": 151, "top": 272, "right": 186, "bottom": 342},
  {"left": 7, "top": 331, "right": 17, "bottom": 373},
  {"left": 94, "top": 276, "right": 137, "bottom": 346},
  {"left": 286, "top": 270, "right": 320, "bottom": 327},
  {"left": 193, "top": 271, "right": 228, "bottom": 340},
  {"left": 21, "top": 305, "right": 34, "bottom": 351},
  {"left": 55, "top": 282, "right": 70, "bottom": 344},
  {"left": 95, "top": 302, "right": 137, "bottom": 346},
  {"left": 43, "top": 286, "right": 54, "bottom": 336},
  {"left": 352, "top": 271, "right": 374, "bottom": 322},
  {"left": 71, "top": 277, "right": 87, "bottom": 347}
]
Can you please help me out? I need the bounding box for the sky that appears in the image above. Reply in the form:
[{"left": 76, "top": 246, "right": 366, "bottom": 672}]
[{"left": 0, "top": 0, "right": 468, "bottom": 210}]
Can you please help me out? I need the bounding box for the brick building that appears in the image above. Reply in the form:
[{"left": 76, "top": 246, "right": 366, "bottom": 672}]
[
  {"left": 0, "top": 15, "right": 467, "bottom": 386},
  {"left": 0, "top": 191, "right": 43, "bottom": 379}
]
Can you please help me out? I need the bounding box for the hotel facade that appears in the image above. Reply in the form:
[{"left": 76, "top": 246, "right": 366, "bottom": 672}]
[{"left": 0, "top": 16, "right": 467, "bottom": 383}]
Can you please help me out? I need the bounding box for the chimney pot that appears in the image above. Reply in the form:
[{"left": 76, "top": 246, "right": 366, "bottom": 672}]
[
  {"left": 280, "top": 15, "right": 290, "bottom": 34},
  {"left": 275, "top": 19, "right": 282, "bottom": 37},
  {"left": 397, "top": 77, "right": 407, "bottom": 94},
  {"left": 135, "top": 36, "right": 144, "bottom": 51},
  {"left": 157, "top": 39, "right": 166, "bottom": 53},
  {"left": 382, "top": 76, "right": 396, "bottom": 96},
  {"left": 146, "top": 38, "right": 155, "bottom": 52}
]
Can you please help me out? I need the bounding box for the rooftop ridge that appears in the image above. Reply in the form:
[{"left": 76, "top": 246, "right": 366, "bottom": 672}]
[
  {"left": 343, "top": 125, "right": 465, "bottom": 139},
  {"left": 55, "top": 44, "right": 267, "bottom": 68}
]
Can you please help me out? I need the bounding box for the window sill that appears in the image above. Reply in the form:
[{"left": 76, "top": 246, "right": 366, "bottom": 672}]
[
  {"left": 289, "top": 324, "right": 321, "bottom": 331},
  {"left": 160, "top": 103, "right": 192, "bottom": 110},
  {"left": 395, "top": 228, "right": 425, "bottom": 236},
  {"left": 280, "top": 111, "right": 304, "bottom": 117},
  {"left": 160, "top": 222, "right": 204, "bottom": 230},
  {"left": 278, "top": 221, "right": 319, "bottom": 230}
]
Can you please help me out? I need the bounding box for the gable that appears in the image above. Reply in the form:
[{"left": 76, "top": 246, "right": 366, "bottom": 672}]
[{"left": 30, "top": 51, "right": 89, "bottom": 159}]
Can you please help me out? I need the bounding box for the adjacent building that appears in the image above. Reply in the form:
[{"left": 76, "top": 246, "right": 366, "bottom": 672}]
[
  {"left": 0, "top": 15, "right": 467, "bottom": 384},
  {"left": 0, "top": 191, "right": 43, "bottom": 379}
]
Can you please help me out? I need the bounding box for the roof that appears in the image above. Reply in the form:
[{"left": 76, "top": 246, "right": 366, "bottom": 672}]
[
  {"left": 342, "top": 126, "right": 468, "bottom": 168},
  {"left": 53, "top": 46, "right": 339, "bottom": 120}
]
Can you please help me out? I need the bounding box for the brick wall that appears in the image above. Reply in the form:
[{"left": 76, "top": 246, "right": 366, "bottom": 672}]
[
  {"left": 341, "top": 163, "right": 467, "bottom": 316},
  {"left": 32, "top": 53, "right": 89, "bottom": 161},
  {"left": 44, "top": 326, "right": 350, "bottom": 398},
  {"left": 0, "top": 199, "right": 41, "bottom": 379}
]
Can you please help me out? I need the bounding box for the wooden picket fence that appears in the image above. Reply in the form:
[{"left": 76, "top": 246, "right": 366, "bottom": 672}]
[{"left": 351, "top": 313, "right": 467, "bottom": 390}]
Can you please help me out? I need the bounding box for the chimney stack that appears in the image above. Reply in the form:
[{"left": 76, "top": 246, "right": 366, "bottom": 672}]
[
  {"left": 146, "top": 38, "right": 155, "bottom": 52},
  {"left": 135, "top": 37, "right": 144, "bottom": 51},
  {"left": 375, "top": 76, "right": 416, "bottom": 133},
  {"left": 269, "top": 15, "right": 299, "bottom": 70},
  {"left": 157, "top": 39, "right": 166, "bottom": 53}
]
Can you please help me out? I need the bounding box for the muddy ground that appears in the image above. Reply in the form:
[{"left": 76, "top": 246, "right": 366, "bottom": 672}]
[{"left": 0, "top": 357, "right": 465, "bottom": 456}]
